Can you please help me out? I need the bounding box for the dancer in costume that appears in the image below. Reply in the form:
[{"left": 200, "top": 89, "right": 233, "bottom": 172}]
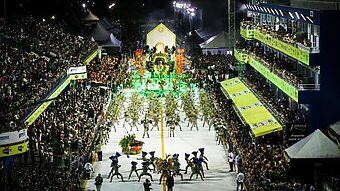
[
  {"left": 172, "top": 154, "right": 184, "bottom": 180},
  {"left": 198, "top": 148, "right": 209, "bottom": 170},
  {"left": 184, "top": 153, "right": 193, "bottom": 174},
  {"left": 108, "top": 152, "right": 124, "bottom": 182},
  {"left": 128, "top": 161, "right": 139, "bottom": 180},
  {"left": 141, "top": 116, "right": 152, "bottom": 138},
  {"left": 189, "top": 158, "right": 204, "bottom": 181},
  {"left": 138, "top": 161, "right": 153, "bottom": 182},
  {"left": 148, "top": 151, "right": 157, "bottom": 173}
]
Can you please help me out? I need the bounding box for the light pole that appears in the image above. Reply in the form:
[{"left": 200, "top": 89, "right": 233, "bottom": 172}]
[{"left": 3, "top": 0, "right": 6, "bottom": 18}]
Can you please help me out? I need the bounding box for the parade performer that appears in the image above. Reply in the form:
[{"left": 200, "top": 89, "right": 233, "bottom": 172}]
[
  {"left": 175, "top": 114, "right": 182, "bottom": 131},
  {"left": 141, "top": 116, "right": 152, "bottom": 138},
  {"left": 138, "top": 151, "right": 149, "bottom": 163},
  {"left": 158, "top": 158, "right": 171, "bottom": 185},
  {"left": 148, "top": 151, "right": 157, "bottom": 173},
  {"left": 172, "top": 154, "right": 184, "bottom": 180},
  {"left": 108, "top": 152, "right": 124, "bottom": 182},
  {"left": 167, "top": 120, "right": 176, "bottom": 137},
  {"left": 189, "top": 158, "right": 204, "bottom": 181},
  {"left": 128, "top": 161, "right": 139, "bottom": 180},
  {"left": 184, "top": 153, "right": 193, "bottom": 174},
  {"left": 198, "top": 148, "right": 209, "bottom": 170},
  {"left": 151, "top": 114, "right": 160, "bottom": 131},
  {"left": 138, "top": 161, "right": 154, "bottom": 182}
]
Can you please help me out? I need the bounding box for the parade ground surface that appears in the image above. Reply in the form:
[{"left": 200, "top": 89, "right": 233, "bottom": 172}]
[{"left": 85, "top": 89, "right": 238, "bottom": 191}]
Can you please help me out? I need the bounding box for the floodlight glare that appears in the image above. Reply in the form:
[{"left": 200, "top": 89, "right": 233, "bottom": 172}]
[
  {"left": 109, "top": 3, "right": 115, "bottom": 9},
  {"left": 82, "top": 3, "right": 86, "bottom": 8}
]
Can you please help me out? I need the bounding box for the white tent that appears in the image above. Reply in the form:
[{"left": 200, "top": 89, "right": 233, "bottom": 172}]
[
  {"left": 330, "top": 121, "right": 340, "bottom": 136},
  {"left": 199, "top": 31, "right": 233, "bottom": 55},
  {"left": 285, "top": 129, "right": 340, "bottom": 159},
  {"left": 328, "top": 121, "right": 340, "bottom": 146},
  {"left": 102, "top": 33, "right": 122, "bottom": 47},
  {"left": 82, "top": 9, "right": 99, "bottom": 21}
]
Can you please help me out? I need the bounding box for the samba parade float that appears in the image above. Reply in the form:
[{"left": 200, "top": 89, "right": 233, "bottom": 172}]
[{"left": 130, "top": 23, "right": 194, "bottom": 97}]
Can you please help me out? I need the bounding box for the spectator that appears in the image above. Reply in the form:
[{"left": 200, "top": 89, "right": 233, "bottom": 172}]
[
  {"left": 95, "top": 173, "right": 103, "bottom": 191},
  {"left": 143, "top": 179, "right": 153, "bottom": 191},
  {"left": 236, "top": 171, "right": 245, "bottom": 191},
  {"left": 228, "top": 151, "right": 234, "bottom": 172},
  {"left": 166, "top": 173, "right": 175, "bottom": 191},
  {"left": 84, "top": 162, "right": 94, "bottom": 180}
]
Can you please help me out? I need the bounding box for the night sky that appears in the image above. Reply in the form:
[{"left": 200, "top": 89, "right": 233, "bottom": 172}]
[{"left": 2, "top": 0, "right": 174, "bottom": 19}]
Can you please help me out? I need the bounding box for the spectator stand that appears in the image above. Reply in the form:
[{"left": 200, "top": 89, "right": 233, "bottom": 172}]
[{"left": 81, "top": 87, "right": 112, "bottom": 189}]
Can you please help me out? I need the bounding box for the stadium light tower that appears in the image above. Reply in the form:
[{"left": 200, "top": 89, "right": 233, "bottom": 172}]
[{"left": 228, "top": 0, "right": 236, "bottom": 49}]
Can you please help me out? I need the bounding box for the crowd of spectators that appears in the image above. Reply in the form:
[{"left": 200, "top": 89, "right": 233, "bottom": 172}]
[
  {"left": 240, "top": 20, "right": 313, "bottom": 49},
  {"left": 88, "top": 56, "right": 119, "bottom": 84},
  {"left": 2, "top": 84, "right": 110, "bottom": 190},
  {"left": 88, "top": 56, "right": 134, "bottom": 91},
  {"left": 191, "top": 54, "right": 237, "bottom": 87},
  {"left": 212, "top": 86, "right": 314, "bottom": 190},
  {"left": 189, "top": 52, "right": 313, "bottom": 190},
  {"left": 235, "top": 41, "right": 304, "bottom": 87},
  {"left": 0, "top": 17, "right": 96, "bottom": 133}
]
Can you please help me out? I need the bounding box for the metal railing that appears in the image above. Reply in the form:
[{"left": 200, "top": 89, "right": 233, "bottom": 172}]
[{"left": 298, "top": 84, "right": 321, "bottom": 91}]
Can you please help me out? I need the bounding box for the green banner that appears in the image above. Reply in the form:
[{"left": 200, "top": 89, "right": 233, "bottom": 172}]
[
  {"left": 248, "top": 55, "right": 299, "bottom": 102},
  {"left": 220, "top": 77, "right": 283, "bottom": 137},
  {"left": 84, "top": 49, "right": 99, "bottom": 64},
  {"left": 240, "top": 27, "right": 254, "bottom": 40},
  {"left": 254, "top": 30, "right": 309, "bottom": 65},
  {"left": 234, "top": 48, "right": 247, "bottom": 64}
]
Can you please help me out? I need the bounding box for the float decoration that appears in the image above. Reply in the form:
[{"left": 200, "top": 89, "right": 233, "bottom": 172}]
[{"left": 119, "top": 134, "right": 144, "bottom": 155}]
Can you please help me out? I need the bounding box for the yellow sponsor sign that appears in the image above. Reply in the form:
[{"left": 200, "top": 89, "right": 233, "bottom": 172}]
[
  {"left": 0, "top": 140, "right": 29, "bottom": 157},
  {"left": 221, "top": 77, "right": 283, "bottom": 137}
]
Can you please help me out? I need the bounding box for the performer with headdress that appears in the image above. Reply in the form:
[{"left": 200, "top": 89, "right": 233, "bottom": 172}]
[
  {"left": 189, "top": 158, "right": 204, "bottom": 181},
  {"left": 172, "top": 153, "right": 184, "bottom": 180},
  {"left": 148, "top": 151, "right": 157, "bottom": 172},
  {"left": 108, "top": 152, "right": 124, "bottom": 182},
  {"left": 138, "top": 161, "right": 153, "bottom": 182},
  {"left": 198, "top": 148, "right": 209, "bottom": 170},
  {"left": 128, "top": 161, "right": 139, "bottom": 180},
  {"left": 184, "top": 153, "right": 193, "bottom": 174}
]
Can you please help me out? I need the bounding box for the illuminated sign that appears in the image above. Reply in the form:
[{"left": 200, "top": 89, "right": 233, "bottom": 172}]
[
  {"left": 254, "top": 30, "right": 309, "bottom": 65},
  {"left": 248, "top": 55, "right": 299, "bottom": 102}
]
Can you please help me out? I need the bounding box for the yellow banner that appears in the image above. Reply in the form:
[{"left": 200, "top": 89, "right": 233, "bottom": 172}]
[{"left": 0, "top": 140, "right": 29, "bottom": 157}]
